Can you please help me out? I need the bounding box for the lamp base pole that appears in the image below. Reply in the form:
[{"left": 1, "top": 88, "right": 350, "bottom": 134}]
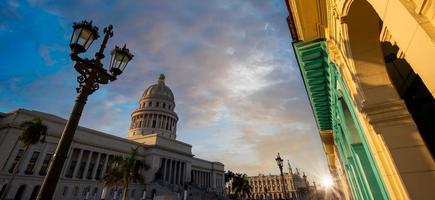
[{"left": 36, "top": 90, "right": 90, "bottom": 200}]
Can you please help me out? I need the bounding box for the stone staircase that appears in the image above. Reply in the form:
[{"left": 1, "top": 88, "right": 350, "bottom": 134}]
[{"left": 148, "top": 181, "right": 228, "bottom": 200}]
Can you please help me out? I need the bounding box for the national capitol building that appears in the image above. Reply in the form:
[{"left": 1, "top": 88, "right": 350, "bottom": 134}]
[{"left": 0, "top": 74, "right": 225, "bottom": 200}]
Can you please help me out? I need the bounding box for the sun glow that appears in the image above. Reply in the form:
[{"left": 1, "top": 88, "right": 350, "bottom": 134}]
[{"left": 321, "top": 174, "right": 334, "bottom": 189}]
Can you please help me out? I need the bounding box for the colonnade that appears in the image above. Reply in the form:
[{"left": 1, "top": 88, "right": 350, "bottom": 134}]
[
  {"left": 64, "top": 148, "right": 126, "bottom": 180},
  {"left": 161, "top": 158, "right": 186, "bottom": 185},
  {"left": 191, "top": 170, "right": 212, "bottom": 188},
  {"left": 131, "top": 113, "right": 177, "bottom": 132}
]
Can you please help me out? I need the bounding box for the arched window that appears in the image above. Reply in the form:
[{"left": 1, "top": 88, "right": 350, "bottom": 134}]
[
  {"left": 29, "top": 185, "right": 40, "bottom": 200},
  {"left": 13, "top": 185, "right": 26, "bottom": 200},
  {"left": 0, "top": 184, "right": 7, "bottom": 198}
]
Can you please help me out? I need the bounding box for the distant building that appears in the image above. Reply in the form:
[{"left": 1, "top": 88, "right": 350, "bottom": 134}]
[
  {"left": 285, "top": 0, "right": 435, "bottom": 199},
  {"left": 226, "top": 162, "right": 318, "bottom": 200},
  {"left": 0, "top": 74, "right": 225, "bottom": 200}
]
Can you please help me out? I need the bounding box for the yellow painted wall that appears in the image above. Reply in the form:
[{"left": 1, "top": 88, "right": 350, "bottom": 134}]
[{"left": 287, "top": 0, "right": 435, "bottom": 199}]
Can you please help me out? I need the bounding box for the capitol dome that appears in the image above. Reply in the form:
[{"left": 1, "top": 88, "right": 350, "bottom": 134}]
[
  {"left": 128, "top": 74, "right": 178, "bottom": 140},
  {"left": 142, "top": 74, "right": 174, "bottom": 101}
]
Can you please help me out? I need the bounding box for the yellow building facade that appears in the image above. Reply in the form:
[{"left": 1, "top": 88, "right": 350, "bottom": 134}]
[{"left": 285, "top": 0, "right": 435, "bottom": 199}]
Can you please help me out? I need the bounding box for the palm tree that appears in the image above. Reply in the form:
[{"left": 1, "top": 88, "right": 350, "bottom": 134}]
[
  {"left": 101, "top": 147, "right": 149, "bottom": 200},
  {"left": 225, "top": 170, "right": 235, "bottom": 184},
  {"left": 0, "top": 117, "right": 47, "bottom": 200},
  {"left": 231, "top": 173, "right": 251, "bottom": 200}
]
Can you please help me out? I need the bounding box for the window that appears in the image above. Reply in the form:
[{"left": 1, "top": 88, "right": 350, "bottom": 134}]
[
  {"left": 65, "top": 160, "right": 77, "bottom": 178},
  {"left": 163, "top": 103, "right": 166, "bottom": 108},
  {"left": 25, "top": 151, "right": 40, "bottom": 174},
  {"left": 73, "top": 187, "right": 79, "bottom": 197},
  {"left": 86, "top": 163, "right": 94, "bottom": 179},
  {"left": 156, "top": 102, "right": 159, "bottom": 107},
  {"left": 83, "top": 186, "right": 90, "bottom": 197},
  {"left": 148, "top": 102, "right": 152, "bottom": 107},
  {"left": 93, "top": 187, "right": 98, "bottom": 196},
  {"left": 131, "top": 189, "right": 136, "bottom": 197},
  {"left": 152, "top": 120, "right": 156, "bottom": 128},
  {"left": 95, "top": 163, "right": 103, "bottom": 180},
  {"left": 62, "top": 186, "right": 69, "bottom": 196},
  {"left": 29, "top": 185, "right": 40, "bottom": 200},
  {"left": 14, "top": 185, "right": 26, "bottom": 200},
  {"left": 77, "top": 161, "right": 86, "bottom": 178},
  {"left": 9, "top": 149, "right": 24, "bottom": 173},
  {"left": 39, "top": 153, "right": 52, "bottom": 176},
  {"left": 169, "top": 105, "right": 171, "bottom": 110}
]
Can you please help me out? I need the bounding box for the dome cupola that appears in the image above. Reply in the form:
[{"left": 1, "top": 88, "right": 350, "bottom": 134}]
[
  {"left": 142, "top": 74, "right": 174, "bottom": 101},
  {"left": 128, "top": 74, "right": 178, "bottom": 139}
]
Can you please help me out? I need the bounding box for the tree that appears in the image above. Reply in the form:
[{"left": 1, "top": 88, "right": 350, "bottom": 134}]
[
  {"left": 0, "top": 117, "right": 47, "bottom": 200},
  {"left": 231, "top": 173, "right": 252, "bottom": 200},
  {"left": 101, "top": 147, "right": 149, "bottom": 200},
  {"left": 225, "top": 170, "right": 235, "bottom": 184}
]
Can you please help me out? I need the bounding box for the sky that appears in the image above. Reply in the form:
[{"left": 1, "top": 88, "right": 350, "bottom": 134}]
[{"left": 0, "top": 0, "right": 328, "bottom": 182}]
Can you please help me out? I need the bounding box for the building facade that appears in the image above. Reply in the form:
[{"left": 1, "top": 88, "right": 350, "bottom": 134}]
[
  {"left": 226, "top": 162, "right": 317, "bottom": 200},
  {"left": 247, "top": 169, "right": 313, "bottom": 200},
  {"left": 0, "top": 74, "right": 225, "bottom": 200},
  {"left": 285, "top": 0, "right": 435, "bottom": 199}
]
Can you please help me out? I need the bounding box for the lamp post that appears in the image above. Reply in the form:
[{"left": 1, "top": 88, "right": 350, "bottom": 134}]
[
  {"left": 36, "top": 20, "right": 133, "bottom": 200},
  {"left": 276, "top": 153, "right": 289, "bottom": 200}
]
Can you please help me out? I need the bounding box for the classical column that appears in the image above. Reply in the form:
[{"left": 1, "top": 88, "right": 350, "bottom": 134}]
[
  {"left": 169, "top": 159, "right": 174, "bottom": 184},
  {"left": 171, "top": 160, "right": 176, "bottom": 184},
  {"left": 193, "top": 171, "right": 196, "bottom": 185},
  {"left": 172, "top": 160, "right": 176, "bottom": 184},
  {"left": 166, "top": 158, "right": 171, "bottom": 182},
  {"left": 72, "top": 148, "right": 84, "bottom": 178},
  {"left": 34, "top": 143, "right": 50, "bottom": 174},
  {"left": 100, "top": 154, "right": 110, "bottom": 178},
  {"left": 158, "top": 115, "right": 162, "bottom": 129},
  {"left": 207, "top": 173, "right": 210, "bottom": 187},
  {"left": 201, "top": 171, "right": 204, "bottom": 187},
  {"left": 162, "top": 116, "right": 166, "bottom": 130},
  {"left": 174, "top": 161, "right": 179, "bottom": 185},
  {"left": 180, "top": 162, "right": 185, "bottom": 184},
  {"left": 170, "top": 119, "right": 173, "bottom": 131},
  {"left": 145, "top": 114, "right": 149, "bottom": 127},
  {"left": 162, "top": 158, "right": 167, "bottom": 181},
  {"left": 150, "top": 114, "right": 155, "bottom": 129},
  {"left": 63, "top": 148, "right": 76, "bottom": 177},
  {"left": 92, "top": 153, "right": 101, "bottom": 179},
  {"left": 18, "top": 145, "right": 35, "bottom": 173},
  {"left": 83, "top": 151, "right": 93, "bottom": 179}
]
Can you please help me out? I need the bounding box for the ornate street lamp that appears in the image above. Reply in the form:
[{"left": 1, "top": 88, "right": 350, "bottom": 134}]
[
  {"left": 36, "top": 20, "right": 133, "bottom": 200},
  {"left": 70, "top": 21, "right": 99, "bottom": 53},
  {"left": 276, "top": 153, "right": 289, "bottom": 200}
]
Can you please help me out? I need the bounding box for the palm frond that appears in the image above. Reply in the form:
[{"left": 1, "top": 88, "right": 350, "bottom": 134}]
[
  {"left": 100, "top": 147, "right": 149, "bottom": 192},
  {"left": 18, "top": 117, "right": 47, "bottom": 147}
]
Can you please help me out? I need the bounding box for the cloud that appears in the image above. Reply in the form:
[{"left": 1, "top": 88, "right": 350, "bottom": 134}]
[{"left": 1, "top": 0, "right": 328, "bottom": 182}]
